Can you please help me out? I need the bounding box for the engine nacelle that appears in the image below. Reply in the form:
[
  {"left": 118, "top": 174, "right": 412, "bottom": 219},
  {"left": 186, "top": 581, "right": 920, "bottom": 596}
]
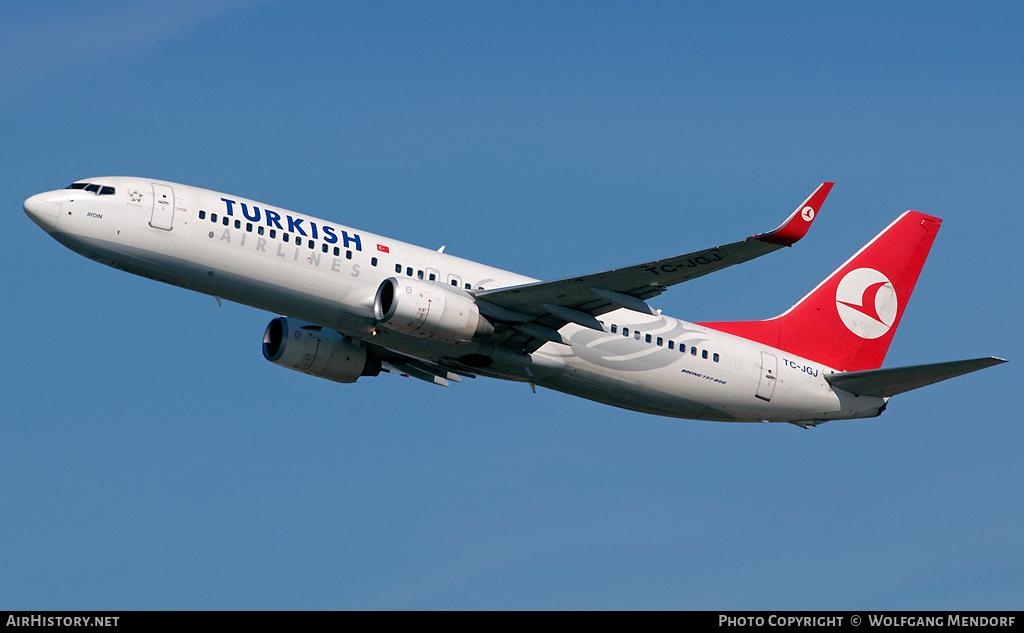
[
  {"left": 373, "top": 277, "right": 493, "bottom": 344},
  {"left": 262, "top": 317, "right": 381, "bottom": 383}
]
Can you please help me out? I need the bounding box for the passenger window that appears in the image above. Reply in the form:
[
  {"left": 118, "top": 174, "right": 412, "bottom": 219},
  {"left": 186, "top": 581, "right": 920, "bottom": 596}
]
[
  {"left": 701, "top": 349, "right": 707, "bottom": 359},
  {"left": 691, "top": 347, "right": 697, "bottom": 356},
  {"left": 406, "top": 267, "right": 413, "bottom": 277},
  {"left": 234, "top": 220, "right": 241, "bottom": 229},
  {"left": 395, "top": 264, "right": 402, "bottom": 273},
  {"left": 429, "top": 273, "right": 436, "bottom": 281},
  {"left": 222, "top": 217, "right": 229, "bottom": 226},
  {"left": 284, "top": 233, "right": 290, "bottom": 243},
  {"left": 346, "top": 250, "right": 352, "bottom": 260},
  {"left": 611, "top": 325, "right": 617, "bottom": 334},
  {"left": 199, "top": 210, "right": 206, "bottom": 220},
  {"left": 634, "top": 331, "right": 641, "bottom": 340},
  {"left": 333, "top": 247, "right": 340, "bottom": 256},
  {"left": 258, "top": 226, "right": 265, "bottom": 235},
  {"left": 371, "top": 257, "right": 378, "bottom": 267},
  {"left": 451, "top": 279, "right": 458, "bottom": 286},
  {"left": 668, "top": 340, "right": 674, "bottom": 349},
  {"left": 713, "top": 353, "right": 720, "bottom": 362},
  {"left": 465, "top": 283, "right": 471, "bottom": 289},
  {"left": 657, "top": 337, "right": 663, "bottom": 346},
  {"left": 623, "top": 328, "right": 629, "bottom": 337},
  {"left": 645, "top": 334, "right": 652, "bottom": 343},
  {"left": 270, "top": 229, "right": 276, "bottom": 239},
  {"left": 246, "top": 223, "right": 253, "bottom": 232},
  {"left": 211, "top": 213, "right": 218, "bottom": 222},
  {"left": 417, "top": 270, "right": 424, "bottom": 280}
]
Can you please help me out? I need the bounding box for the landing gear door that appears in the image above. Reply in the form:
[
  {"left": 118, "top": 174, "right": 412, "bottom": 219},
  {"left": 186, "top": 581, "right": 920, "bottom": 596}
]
[
  {"left": 150, "top": 183, "right": 175, "bottom": 231},
  {"left": 755, "top": 352, "right": 778, "bottom": 401}
]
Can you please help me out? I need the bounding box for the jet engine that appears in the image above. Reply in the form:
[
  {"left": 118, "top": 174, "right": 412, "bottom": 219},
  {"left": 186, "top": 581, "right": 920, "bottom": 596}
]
[
  {"left": 373, "top": 277, "right": 494, "bottom": 344},
  {"left": 262, "top": 317, "right": 381, "bottom": 383}
]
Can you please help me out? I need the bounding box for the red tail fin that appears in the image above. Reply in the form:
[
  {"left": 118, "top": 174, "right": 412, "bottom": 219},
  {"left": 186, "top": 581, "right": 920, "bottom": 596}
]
[{"left": 701, "top": 211, "right": 942, "bottom": 371}]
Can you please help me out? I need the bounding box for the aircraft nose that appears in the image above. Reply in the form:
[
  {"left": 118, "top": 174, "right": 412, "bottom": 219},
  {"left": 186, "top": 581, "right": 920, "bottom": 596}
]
[{"left": 24, "top": 191, "right": 62, "bottom": 232}]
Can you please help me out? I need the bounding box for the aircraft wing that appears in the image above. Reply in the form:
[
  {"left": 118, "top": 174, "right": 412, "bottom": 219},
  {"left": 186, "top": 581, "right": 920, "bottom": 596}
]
[{"left": 474, "top": 183, "right": 833, "bottom": 349}]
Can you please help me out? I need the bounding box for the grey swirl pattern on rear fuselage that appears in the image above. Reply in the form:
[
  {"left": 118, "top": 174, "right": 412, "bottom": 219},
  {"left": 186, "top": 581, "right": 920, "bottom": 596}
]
[{"left": 567, "top": 315, "right": 711, "bottom": 372}]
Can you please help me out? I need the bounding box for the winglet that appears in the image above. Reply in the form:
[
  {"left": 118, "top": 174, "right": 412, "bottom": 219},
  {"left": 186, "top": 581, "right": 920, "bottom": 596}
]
[{"left": 755, "top": 182, "right": 834, "bottom": 246}]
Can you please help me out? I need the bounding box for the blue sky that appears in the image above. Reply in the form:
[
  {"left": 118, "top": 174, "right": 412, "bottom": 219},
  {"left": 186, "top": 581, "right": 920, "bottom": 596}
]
[{"left": 3, "top": 1, "right": 1021, "bottom": 609}]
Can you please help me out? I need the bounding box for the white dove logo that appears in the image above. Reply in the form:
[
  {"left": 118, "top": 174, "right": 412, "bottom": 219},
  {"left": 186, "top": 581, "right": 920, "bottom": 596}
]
[{"left": 835, "top": 268, "right": 898, "bottom": 339}]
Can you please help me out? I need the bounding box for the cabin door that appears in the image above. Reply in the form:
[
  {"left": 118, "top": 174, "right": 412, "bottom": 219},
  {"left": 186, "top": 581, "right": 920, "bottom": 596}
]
[
  {"left": 150, "top": 183, "right": 175, "bottom": 231},
  {"left": 755, "top": 352, "right": 778, "bottom": 401}
]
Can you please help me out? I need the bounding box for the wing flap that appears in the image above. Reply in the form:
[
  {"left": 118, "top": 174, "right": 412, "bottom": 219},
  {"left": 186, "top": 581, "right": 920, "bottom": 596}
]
[
  {"left": 365, "top": 341, "right": 477, "bottom": 385},
  {"left": 825, "top": 357, "right": 1007, "bottom": 398}
]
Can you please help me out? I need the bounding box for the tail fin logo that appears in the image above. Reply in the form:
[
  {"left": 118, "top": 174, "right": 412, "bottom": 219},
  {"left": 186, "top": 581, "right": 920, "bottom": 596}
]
[
  {"left": 801, "top": 206, "right": 816, "bottom": 221},
  {"left": 835, "top": 268, "right": 898, "bottom": 339}
]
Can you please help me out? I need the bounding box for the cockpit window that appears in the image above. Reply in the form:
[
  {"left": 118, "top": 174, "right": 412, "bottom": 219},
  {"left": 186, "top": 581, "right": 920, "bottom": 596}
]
[{"left": 63, "top": 182, "right": 115, "bottom": 195}]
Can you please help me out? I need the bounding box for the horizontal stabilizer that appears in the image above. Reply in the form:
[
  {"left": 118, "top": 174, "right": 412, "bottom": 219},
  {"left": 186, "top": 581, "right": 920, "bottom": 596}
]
[{"left": 825, "top": 357, "right": 1007, "bottom": 397}]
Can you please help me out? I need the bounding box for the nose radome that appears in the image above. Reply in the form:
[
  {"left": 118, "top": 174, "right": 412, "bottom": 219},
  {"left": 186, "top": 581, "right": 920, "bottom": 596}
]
[{"left": 24, "top": 192, "right": 62, "bottom": 232}]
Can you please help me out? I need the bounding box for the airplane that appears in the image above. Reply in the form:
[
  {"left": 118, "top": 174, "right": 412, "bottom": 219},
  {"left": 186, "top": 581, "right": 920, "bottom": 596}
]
[{"left": 23, "top": 178, "right": 1005, "bottom": 427}]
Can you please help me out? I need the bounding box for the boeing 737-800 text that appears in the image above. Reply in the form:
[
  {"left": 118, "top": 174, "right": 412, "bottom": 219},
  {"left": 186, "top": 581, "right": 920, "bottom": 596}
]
[{"left": 24, "top": 178, "right": 1005, "bottom": 426}]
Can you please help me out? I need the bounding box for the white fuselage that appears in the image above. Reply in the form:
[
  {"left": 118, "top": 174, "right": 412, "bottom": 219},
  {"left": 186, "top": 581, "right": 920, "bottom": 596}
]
[{"left": 26, "top": 177, "right": 886, "bottom": 424}]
